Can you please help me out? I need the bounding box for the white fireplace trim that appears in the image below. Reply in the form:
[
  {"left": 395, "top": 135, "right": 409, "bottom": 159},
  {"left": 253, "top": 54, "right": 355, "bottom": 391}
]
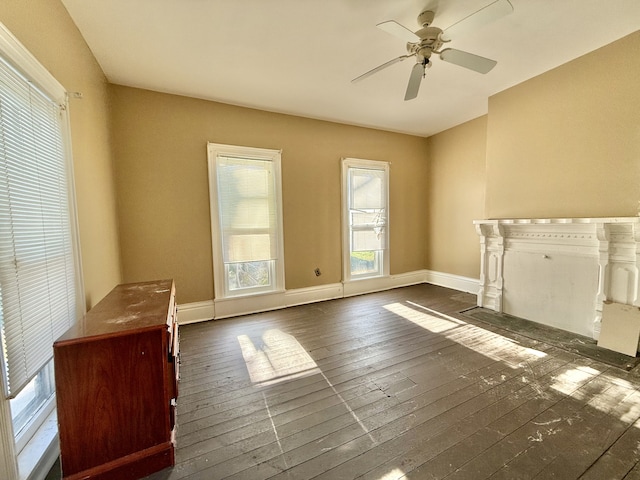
[{"left": 474, "top": 217, "right": 640, "bottom": 340}]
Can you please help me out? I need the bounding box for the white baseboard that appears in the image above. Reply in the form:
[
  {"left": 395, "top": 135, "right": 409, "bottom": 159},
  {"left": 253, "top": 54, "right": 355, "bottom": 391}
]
[
  {"left": 284, "top": 283, "right": 344, "bottom": 308},
  {"left": 390, "top": 270, "right": 431, "bottom": 288},
  {"left": 424, "top": 270, "right": 479, "bottom": 294},
  {"left": 177, "top": 300, "right": 215, "bottom": 325},
  {"left": 213, "top": 291, "right": 287, "bottom": 320},
  {"left": 177, "top": 269, "right": 479, "bottom": 324},
  {"left": 342, "top": 270, "right": 428, "bottom": 297}
]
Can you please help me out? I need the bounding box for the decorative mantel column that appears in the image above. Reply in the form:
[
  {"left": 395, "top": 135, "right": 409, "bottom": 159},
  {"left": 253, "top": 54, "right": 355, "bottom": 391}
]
[
  {"left": 474, "top": 217, "right": 640, "bottom": 340},
  {"left": 474, "top": 221, "right": 505, "bottom": 312},
  {"left": 594, "top": 222, "right": 610, "bottom": 339}
]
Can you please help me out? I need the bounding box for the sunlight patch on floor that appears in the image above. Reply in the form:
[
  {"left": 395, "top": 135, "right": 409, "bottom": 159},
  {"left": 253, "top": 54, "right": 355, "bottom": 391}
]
[
  {"left": 549, "top": 365, "right": 600, "bottom": 396},
  {"left": 375, "top": 467, "right": 406, "bottom": 480},
  {"left": 553, "top": 368, "right": 640, "bottom": 424},
  {"left": 384, "top": 302, "right": 463, "bottom": 333},
  {"left": 384, "top": 301, "right": 547, "bottom": 366},
  {"left": 237, "top": 329, "right": 320, "bottom": 386},
  {"left": 619, "top": 395, "right": 640, "bottom": 424}
]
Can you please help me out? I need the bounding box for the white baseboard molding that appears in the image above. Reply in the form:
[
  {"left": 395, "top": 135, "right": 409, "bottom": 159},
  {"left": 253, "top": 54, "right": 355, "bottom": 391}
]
[
  {"left": 214, "top": 291, "right": 287, "bottom": 320},
  {"left": 392, "top": 270, "right": 431, "bottom": 288},
  {"left": 424, "top": 270, "right": 479, "bottom": 294},
  {"left": 342, "top": 270, "right": 428, "bottom": 297},
  {"left": 177, "top": 270, "right": 479, "bottom": 324},
  {"left": 284, "top": 283, "right": 344, "bottom": 308},
  {"left": 177, "top": 300, "right": 215, "bottom": 325}
]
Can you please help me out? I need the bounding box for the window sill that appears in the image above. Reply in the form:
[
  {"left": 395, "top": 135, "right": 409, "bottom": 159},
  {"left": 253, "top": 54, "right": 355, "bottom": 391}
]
[{"left": 17, "top": 409, "right": 59, "bottom": 480}]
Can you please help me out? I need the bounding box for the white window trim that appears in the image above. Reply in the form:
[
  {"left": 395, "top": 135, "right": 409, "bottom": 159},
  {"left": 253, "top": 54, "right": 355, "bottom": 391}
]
[
  {"left": 341, "top": 157, "right": 390, "bottom": 283},
  {"left": 207, "top": 142, "right": 285, "bottom": 300},
  {"left": 0, "top": 20, "right": 85, "bottom": 480}
]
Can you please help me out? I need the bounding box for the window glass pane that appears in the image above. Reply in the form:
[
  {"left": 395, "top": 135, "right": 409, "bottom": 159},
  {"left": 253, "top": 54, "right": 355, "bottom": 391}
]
[
  {"left": 350, "top": 251, "right": 381, "bottom": 277},
  {"left": 227, "top": 260, "right": 272, "bottom": 291},
  {"left": 9, "top": 361, "right": 54, "bottom": 437},
  {"left": 350, "top": 168, "right": 385, "bottom": 209}
]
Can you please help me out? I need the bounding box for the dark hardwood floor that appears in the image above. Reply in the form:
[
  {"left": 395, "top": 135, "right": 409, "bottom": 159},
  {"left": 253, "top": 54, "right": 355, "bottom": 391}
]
[{"left": 143, "top": 283, "right": 640, "bottom": 480}]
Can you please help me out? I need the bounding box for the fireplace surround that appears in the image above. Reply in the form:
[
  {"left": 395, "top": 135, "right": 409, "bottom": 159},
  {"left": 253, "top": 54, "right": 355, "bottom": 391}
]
[{"left": 474, "top": 217, "right": 640, "bottom": 344}]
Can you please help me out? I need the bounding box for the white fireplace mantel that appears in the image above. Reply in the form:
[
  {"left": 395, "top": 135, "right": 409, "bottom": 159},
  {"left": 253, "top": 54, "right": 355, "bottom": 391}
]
[{"left": 474, "top": 217, "right": 640, "bottom": 340}]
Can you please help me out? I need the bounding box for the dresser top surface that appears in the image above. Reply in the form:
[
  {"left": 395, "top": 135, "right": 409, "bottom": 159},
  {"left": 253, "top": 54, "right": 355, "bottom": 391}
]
[{"left": 56, "top": 279, "right": 175, "bottom": 344}]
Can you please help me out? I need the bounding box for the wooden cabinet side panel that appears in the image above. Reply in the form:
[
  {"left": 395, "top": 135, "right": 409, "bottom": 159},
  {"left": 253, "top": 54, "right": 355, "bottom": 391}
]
[{"left": 54, "top": 329, "right": 170, "bottom": 476}]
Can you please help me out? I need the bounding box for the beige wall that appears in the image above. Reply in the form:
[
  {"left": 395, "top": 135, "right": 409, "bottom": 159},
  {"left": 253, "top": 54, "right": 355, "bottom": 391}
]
[
  {"left": 109, "top": 86, "right": 429, "bottom": 304},
  {"left": 426, "top": 116, "right": 487, "bottom": 279},
  {"left": 0, "top": 0, "right": 122, "bottom": 308},
  {"left": 486, "top": 31, "right": 640, "bottom": 219}
]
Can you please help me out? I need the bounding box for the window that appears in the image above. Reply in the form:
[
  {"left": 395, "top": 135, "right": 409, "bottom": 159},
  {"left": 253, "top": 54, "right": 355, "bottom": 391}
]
[
  {"left": 0, "top": 21, "right": 83, "bottom": 476},
  {"left": 207, "top": 143, "right": 285, "bottom": 298},
  {"left": 9, "top": 361, "right": 54, "bottom": 452},
  {"left": 342, "top": 158, "right": 389, "bottom": 281}
]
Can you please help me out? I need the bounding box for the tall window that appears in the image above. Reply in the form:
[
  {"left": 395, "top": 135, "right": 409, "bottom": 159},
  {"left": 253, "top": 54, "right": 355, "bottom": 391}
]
[
  {"left": 207, "top": 143, "right": 285, "bottom": 298},
  {"left": 0, "top": 21, "right": 83, "bottom": 475},
  {"left": 342, "top": 158, "right": 389, "bottom": 281}
]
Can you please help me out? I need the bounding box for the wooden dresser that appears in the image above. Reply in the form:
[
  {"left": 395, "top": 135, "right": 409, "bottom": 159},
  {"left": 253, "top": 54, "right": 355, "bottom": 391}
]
[{"left": 53, "top": 279, "right": 179, "bottom": 480}]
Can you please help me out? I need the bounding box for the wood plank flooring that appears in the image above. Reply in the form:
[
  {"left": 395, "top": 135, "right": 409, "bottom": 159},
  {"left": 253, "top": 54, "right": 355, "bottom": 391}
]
[{"left": 147, "top": 284, "right": 640, "bottom": 480}]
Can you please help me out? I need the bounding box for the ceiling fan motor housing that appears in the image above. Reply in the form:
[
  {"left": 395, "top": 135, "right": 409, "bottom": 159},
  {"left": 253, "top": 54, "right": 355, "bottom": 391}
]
[
  {"left": 407, "top": 26, "right": 444, "bottom": 57},
  {"left": 417, "top": 10, "right": 435, "bottom": 27}
]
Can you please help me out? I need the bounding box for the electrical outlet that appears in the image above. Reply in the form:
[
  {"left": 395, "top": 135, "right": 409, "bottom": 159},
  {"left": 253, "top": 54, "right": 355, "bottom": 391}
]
[{"left": 314, "top": 268, "right": 321, "bottom": 277}]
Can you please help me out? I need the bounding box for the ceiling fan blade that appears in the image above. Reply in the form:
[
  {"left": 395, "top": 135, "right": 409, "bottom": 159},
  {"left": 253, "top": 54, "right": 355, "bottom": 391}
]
[
  {"left": 352, "top": 55, "right": 413, "bottom": 83},
  {"left": 439, "top": 48, "right": 497, "bottom": 74},
  {"left": 377, "top": 20, "right": 420, "bottom": 43},
  {"left": 404, "top": 62, "right": 424, "bottom": 101},
  {"left": 442, "top": 0, "right": 513, "bottom": 41}
]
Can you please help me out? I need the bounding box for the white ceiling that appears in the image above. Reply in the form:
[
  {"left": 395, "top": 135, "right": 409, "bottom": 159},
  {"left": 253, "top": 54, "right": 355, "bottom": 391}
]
[{"left": 61, "top": 0, "right": 640, "bottom": 137}]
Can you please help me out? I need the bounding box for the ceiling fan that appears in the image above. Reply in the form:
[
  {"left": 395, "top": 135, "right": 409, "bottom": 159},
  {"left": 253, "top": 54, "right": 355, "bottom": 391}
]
[{"left": 353, "top": 0, "right": 513, "bottom": 101}]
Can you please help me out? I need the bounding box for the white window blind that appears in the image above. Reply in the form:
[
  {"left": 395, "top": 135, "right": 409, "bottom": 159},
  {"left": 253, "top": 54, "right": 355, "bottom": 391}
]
[
  {"left": 0, "top": 55, "right": 77, "bottom": 398},
  {"left": 349, "top": 167, "right": 387, "bottom": 252},
  {"left": 216, "top": 156, "right": 278, "bottom": 263}
]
